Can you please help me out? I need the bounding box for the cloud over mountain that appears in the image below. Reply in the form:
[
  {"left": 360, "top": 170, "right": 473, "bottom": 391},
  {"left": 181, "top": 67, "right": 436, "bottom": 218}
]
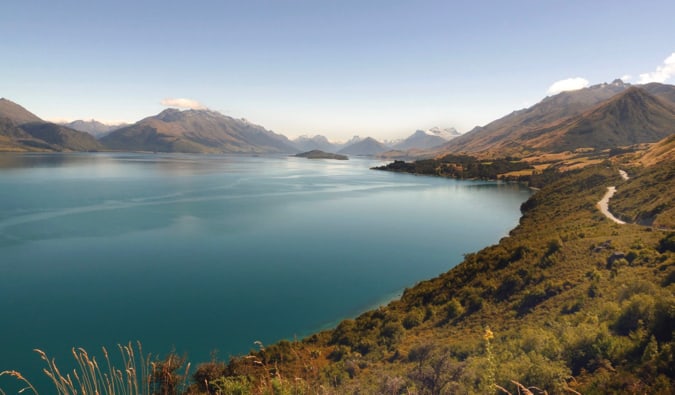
[
  {"left": 638, "top": 52, "right": 675, "bottom": 83},
  {"left": 547, "top": 77, "right": 590, "bottom": 95},
  {"left": 160, "top": 98, "right": 206, "bottom": 110}
]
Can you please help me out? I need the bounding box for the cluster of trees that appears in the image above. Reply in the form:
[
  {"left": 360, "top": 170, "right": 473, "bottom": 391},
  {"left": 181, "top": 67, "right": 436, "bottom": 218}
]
[{"left": 372, "top": 154, "right": 533, "bottom": 182}]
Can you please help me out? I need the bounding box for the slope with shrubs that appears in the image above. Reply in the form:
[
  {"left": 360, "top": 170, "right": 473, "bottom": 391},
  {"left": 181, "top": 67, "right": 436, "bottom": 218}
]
[{"left": 187, "top": 152, "right": 674, "bottom": 394}]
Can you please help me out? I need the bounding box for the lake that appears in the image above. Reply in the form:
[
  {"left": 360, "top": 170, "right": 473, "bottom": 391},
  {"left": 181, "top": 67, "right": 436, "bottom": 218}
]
[{"left": 0, "top": 152, "right": 530, "bottom": 390}]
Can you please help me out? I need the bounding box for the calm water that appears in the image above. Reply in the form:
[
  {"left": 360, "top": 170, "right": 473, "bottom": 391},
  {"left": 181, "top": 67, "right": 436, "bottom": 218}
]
[{"left": 0, "top": 153, "right": 530, "bottom": 389}]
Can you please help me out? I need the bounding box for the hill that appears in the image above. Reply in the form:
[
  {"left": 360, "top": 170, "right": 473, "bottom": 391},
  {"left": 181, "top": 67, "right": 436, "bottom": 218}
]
[
  {"left": 436, "top": 82, "right": 675, "bottom": 157},
  {"left": 101, "top": 108, "right": 298, "bottom": 153},
  {"left": 187, "top": 144, "right": 673, "bottom": 394},
  {"left": 338, "top": 137, "right": 390, "bottom": 156},
  {"left": 0, "top": 98, "right": 102, "bottom": 152}
]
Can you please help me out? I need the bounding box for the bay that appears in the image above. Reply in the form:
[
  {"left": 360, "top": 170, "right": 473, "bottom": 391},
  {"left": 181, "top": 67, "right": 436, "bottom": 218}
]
[{"left": 0, "top": 152, "right": 530, "bottom": 390}]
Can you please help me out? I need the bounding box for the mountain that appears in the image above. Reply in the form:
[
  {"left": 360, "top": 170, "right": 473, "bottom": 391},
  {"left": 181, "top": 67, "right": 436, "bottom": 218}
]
[
  {"left": 427, "top": 126, "right": 461, "bottom": 140},
  {"left": 100, "top": 108, "right": 298, "bottom": 153},
  {"left": 642, "top": 82, "right": 675, "bottom": 106},
  {"left": 338, "top": 137, "right": 390, "bottom": 156},
  {"left": 337, "top": 136, "right": 364, "bottom": 149},
  {"left": 394, "top": 127, "right": 459, "bottom": 151},
  {"left": 436, "top": 82, "right": 675, "bottom": 156},
  {"left": 531, "top": 87, "right": 675, "bottom": 152},
  {"left": 394, "top": 130, "right": 447, "bottom": 150},
  {"left": 62, "top": 120, "right": 126, "bottom": 138},
  {"left": 292, "top": 135, "right": 339, "bottom": 152},
  {"left": 0, "top": 98, "right": 102, "bottom": 152},
  {"left": 0, "top": 98, "right": 43, "bottom": 124}
]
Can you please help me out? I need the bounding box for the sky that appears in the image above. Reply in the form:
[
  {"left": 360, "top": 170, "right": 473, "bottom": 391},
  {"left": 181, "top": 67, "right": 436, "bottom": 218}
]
[{"left": 1, "top": 0, "right": 674, "bottom": 141}]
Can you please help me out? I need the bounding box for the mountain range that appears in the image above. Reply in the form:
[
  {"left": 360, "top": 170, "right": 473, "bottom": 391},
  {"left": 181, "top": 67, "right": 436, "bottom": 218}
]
[
  {"left": 434, "top": 80, "right": 675, "bottom": 157},
  {"left": 2, "top": 80, "right": 674, "bottom": 155}
]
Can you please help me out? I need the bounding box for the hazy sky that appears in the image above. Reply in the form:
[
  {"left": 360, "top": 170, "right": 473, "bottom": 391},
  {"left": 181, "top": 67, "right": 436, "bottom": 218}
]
[{"left": 2, "top": 1, "right": 674, "bottom": 141}]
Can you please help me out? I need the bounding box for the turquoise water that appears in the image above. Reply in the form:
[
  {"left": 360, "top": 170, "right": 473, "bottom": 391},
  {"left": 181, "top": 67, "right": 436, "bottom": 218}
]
[{"left": 0, "top": 153, "right": 530, "bottom": 390}]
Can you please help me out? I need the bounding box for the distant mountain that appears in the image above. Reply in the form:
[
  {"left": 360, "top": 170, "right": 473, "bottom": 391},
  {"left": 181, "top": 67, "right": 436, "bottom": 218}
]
[
  {"left": 338, "top": 137, "right": 390, "bottom": 156},
  {"left": 394, "top": 127, "right": 460, "bottom": 151},
  {"left": 101, "top": 108, "right": 298, "bottom": 153},
  {"left": 394, "top": 130, "right": 446, "bottom": 150},
  {"left": 435, "top": 81, "right": 675, "bottom": 156},
  {"left": 62, "top": 120, "right": 126, "bottom": 138},
  {"left": 337, "top": 136, "right": 364, "bottom": 149},
  {"left": 292, "top": 135, "right": 339, "bottom": 152},
  {"left": 0, "top": 98, "right": 102, "bottom": 152},
  {"left": 427, "top": 126, "right": 460, "bottom": 140}
]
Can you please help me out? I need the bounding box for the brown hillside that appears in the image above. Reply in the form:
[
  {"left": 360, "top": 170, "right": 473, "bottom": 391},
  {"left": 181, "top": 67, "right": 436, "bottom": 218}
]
[
  {"left": 101, "top": 109, "right": 298, "bottom": 153},
  {"left": 0, "top": 98, "right": 43, "bottom": 125},
  {"left": 528, "top": 87, "right": 675, "bottom": 152},
  {"left": 434, "top": 84, "right": 675, "bottom": 158}
]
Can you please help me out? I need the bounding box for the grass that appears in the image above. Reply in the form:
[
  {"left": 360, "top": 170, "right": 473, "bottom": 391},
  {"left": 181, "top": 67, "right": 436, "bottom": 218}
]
[{"left": 0, "top": 342, "right": 177, "bottom": 395}]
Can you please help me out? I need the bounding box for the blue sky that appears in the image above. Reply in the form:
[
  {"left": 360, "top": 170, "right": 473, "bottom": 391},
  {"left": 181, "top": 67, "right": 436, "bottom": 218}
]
[{"left": 2, "top": 0, "right": 674, "bottom": 141}]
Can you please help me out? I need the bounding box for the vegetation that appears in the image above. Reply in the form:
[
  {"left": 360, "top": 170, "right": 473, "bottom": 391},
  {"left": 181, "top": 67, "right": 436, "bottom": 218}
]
[
  {"left": 372, "top": 154, "right": 533, "bottom": 182},
  {"left": 2, "top": 146, "right": 673, "bottom": 394},
  {"left": 294, "top": 150, "right": 348, "bottom": 160}
]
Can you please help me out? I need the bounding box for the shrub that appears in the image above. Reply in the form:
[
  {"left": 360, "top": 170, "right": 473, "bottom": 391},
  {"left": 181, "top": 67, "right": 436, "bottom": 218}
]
[
  {"left": 613, "top": 293, "right": 656, "bottom": 336},
  {"left": 445, "top": 298, "right": 465, "bottom": 320}
]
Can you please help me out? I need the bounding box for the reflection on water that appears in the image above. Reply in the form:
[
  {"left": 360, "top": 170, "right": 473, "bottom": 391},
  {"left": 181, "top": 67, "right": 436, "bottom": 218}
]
[{"left": 0, "top": 153, "right": 531, "bottom": 392}]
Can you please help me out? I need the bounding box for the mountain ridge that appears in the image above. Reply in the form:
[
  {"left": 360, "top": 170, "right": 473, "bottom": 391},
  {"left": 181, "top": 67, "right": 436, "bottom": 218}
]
[
  {"left": 434, "top": 82, "right": 675, "bottom": 157},
  {"left": 101, "top": 108, "right": 298, "bottom": 153}
]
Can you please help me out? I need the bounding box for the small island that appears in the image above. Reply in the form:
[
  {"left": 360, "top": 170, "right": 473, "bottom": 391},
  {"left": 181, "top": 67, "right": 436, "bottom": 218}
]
[{"left": 294, "top": 150, "right": 348, "bottom": 160}]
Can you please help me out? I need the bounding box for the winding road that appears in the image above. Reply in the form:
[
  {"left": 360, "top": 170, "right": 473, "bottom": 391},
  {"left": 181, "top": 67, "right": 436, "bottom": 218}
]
[{"left": 597, "top": 170, "right": 629, "bottom": 224}]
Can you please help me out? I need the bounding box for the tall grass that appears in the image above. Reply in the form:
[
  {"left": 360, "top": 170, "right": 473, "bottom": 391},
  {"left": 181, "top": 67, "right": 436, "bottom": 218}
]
[{"left": 0, "top": 341, "right": 181, "bottom": 395}]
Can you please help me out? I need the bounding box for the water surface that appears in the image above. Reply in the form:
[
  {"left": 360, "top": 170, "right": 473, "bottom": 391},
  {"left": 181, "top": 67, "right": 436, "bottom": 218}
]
[{"left": 0, "top": 153, "right": 530, "bottom": 389}]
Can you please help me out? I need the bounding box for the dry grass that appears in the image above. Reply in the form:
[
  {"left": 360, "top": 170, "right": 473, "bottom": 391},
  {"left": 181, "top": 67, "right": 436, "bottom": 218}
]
[{"left": 1, "top": 342, "right": 156, "bottom": 395}]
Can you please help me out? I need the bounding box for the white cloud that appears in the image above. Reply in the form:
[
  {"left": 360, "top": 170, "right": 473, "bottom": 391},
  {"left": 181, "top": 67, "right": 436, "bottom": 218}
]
[
  {"left": 620, "top": 74, "right": 632, "bottom": 82},
  {"left": 638, "top": 52, "right": 675, "bottom": 84},
  {"left": 547, "top": 77, "right": 590, "bottom": 95},
  {"left": 160, "top": 98, "right": 206, "bottom": 110}
]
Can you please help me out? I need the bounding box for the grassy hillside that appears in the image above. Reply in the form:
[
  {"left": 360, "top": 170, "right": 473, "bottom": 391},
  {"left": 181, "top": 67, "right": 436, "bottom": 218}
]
[{"left": 182, "top": 153, "right": 673, "bottom": 394}]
